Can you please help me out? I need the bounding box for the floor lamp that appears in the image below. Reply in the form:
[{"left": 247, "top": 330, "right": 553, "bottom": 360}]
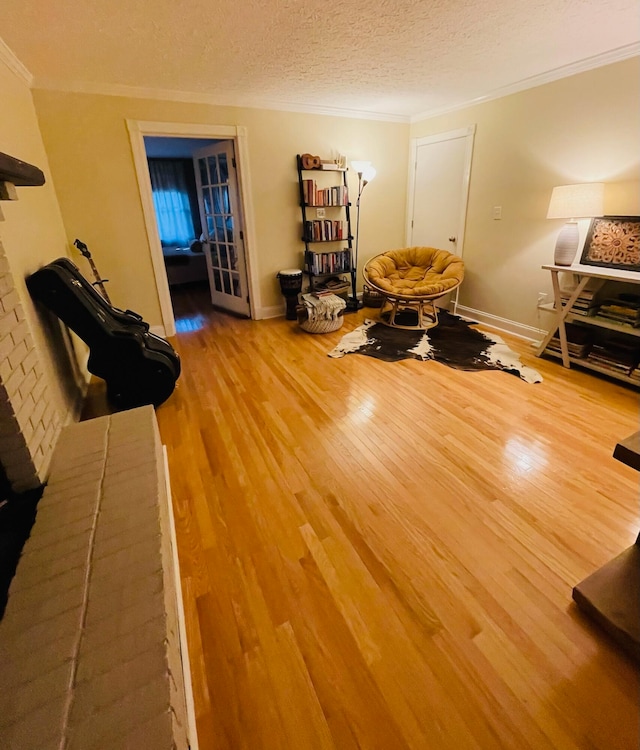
[{"left": 346, "top": 161, "right": 376, "bottom": 311}]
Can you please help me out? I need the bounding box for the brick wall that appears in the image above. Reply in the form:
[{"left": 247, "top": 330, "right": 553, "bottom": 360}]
[
  {"left": 0, "top": 406, "right": 192, "bottom": 749},
  {"left": 0, "top": 239, "right": 62, "bottom": 491}
]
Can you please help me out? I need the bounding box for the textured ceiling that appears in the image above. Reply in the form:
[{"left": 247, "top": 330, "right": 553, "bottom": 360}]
[{"left": 0, "top": 0, "right": 638, "bottom": 118}]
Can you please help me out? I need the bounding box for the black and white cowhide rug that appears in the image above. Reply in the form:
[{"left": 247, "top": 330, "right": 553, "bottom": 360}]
[{"left": 328, "top": 311, "right": 542, "bottom": 383}]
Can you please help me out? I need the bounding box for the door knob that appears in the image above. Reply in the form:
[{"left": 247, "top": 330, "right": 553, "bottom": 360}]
[{"left": 448, "top": 236, "right": 456, "bottom": 242}]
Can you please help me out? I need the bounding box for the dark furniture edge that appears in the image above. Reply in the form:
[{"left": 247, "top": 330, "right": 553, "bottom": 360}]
[{"left": 0, "top": 152, "right": 45, "bottom": 187}]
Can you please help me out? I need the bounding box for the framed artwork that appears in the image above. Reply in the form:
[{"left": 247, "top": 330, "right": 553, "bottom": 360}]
[{"left": 580, "top": 215, "right": 640, "bottom": 271}]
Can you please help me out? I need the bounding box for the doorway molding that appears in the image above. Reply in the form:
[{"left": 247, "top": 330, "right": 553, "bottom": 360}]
[
  {"left": 127, "top": 119, "right": 260, "bottom": 336},
  {"left": 405, "top": 125, "right": 476, "bottom": 254}
]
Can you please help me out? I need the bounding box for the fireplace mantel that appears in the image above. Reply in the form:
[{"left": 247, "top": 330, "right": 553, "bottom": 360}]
[{"left": 0, "top": 151, "right": 45, "bottom": 187}]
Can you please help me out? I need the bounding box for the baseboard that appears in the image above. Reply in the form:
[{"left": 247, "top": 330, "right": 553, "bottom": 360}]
[
  {"left": 259, "top": 292, "right": 360, "bottom": 320},
  {"left": 455, "top": 304, "right": 545, "bottom": 342},
  {"left": 259, "top": 304, "right": 287, "bottom": 320},
  {"left": 150, "top": 324, "right": 167, "bottom": 337}
]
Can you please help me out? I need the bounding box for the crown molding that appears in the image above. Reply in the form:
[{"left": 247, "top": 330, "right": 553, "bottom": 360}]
[
  {"left": 0, "top": 36, "right": 33, "bottom": 86},
  {"left": 33, "top": 78, "right": 410, "bottom": 123},
  {"left": 410, "top": 43, "right": 640, "bottom": 123},
  {"left": 27, "top": 41, "right": 640, "bottom": 124}
]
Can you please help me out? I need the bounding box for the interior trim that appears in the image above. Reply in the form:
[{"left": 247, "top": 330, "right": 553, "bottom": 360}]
[
  {"left": 0, "top": 36, "right": 33, "bottom": 86},
  {"left": 410, "top": 43, "right": 640, "bottom": 123},
  {"left": 34, "top": 79, "right": 409, "bottom": 123},
  {"left": 456, "top": 304, "right": 545, "bottom": 342},
  {"left": 126, "top": 119, "right": 261, "bottom": 335}
]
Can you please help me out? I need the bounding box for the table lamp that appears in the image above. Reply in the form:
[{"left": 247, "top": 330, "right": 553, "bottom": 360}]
[{"left": 546, "top": 183, "right": 604, "bottom": 266}]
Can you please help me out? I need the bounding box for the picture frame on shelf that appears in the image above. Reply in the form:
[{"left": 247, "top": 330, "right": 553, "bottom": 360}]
[{"left": 579, "top": 215, "right": 640, "bottom": 271}]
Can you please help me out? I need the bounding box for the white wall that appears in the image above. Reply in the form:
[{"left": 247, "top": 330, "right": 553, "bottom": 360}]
[
  {"left": 410, "top": 57, "right": 640, "bottom": 335},
  {"left": 0, "top": 53, "right": 85, "bottom": 430},
  {"left": 31, "top": 91, "right": 410, "bottom": 323}
]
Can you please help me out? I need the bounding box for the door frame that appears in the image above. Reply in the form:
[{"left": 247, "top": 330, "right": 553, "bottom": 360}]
[
  {"left": 405, "top": 125, "right": 476, "bottom": 256},
  {"left": 127, "top": 119, "right": 260, "bottom": 336}
]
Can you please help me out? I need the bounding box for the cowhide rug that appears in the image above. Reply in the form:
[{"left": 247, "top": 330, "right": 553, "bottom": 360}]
[{"left": 328, "top": 311, "right": 542, "bottom": 383}]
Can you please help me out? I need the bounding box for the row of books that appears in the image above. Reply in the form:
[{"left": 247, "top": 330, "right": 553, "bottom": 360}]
[
  {"left": 304, "top": 220, "right": 347, "bottom": 242},
  {"left": 305, "top": 249, "right": 351, "bottom": 275},
  {"left": 312, "top": 276, "right": 350, "bottom": 297},
  {"left": 595, "top": 297, "right": 640, "bottom": 327},
  {"left": 560, "top": 284, "right": 640, "bottom": 328},
  {"left": 548, "top": 323, "right": 640, "bottom": 375},
  {"left": 301, "top": 179, "right": 348, "bottom": 207},
  {"left": 560, "top": 287, "right": 598, "bottom": 315},
  {"left": 546, "top": 323, "right": 592, "bottom": 358}
]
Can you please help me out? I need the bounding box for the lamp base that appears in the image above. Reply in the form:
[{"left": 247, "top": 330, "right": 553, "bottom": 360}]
[{"left": 554, "top": 221, "right": 580, "bottom": 266}]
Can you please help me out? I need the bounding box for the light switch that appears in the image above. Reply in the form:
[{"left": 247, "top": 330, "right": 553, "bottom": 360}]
[{"left": 493, "top": 206, "right": 502, "bottom": 220}]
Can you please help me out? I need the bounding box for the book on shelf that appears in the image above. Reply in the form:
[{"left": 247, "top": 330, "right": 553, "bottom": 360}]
[
  {"left": 305, "top": 249, "right": 351, "bottom": 275},
  {"left": 302, "top": 183, "right": 348, "bottom": 207},
  {"left": 312, "top": 276, "right": 350, "bottom": 296},
  {"left": 628, "top": 366, "right": 640, "bottom": 383},
  {"left": 304, "top": 219, "right": 345, "bottom": 242},
  {"left": 594, "top": 296, "right": 640, "bottom": 327},
  {"left": 546, "top": 322, "right": 593, "bottom": 358},
  {"left": 586, "top": 335, "right": 640, "bottom": 374}
]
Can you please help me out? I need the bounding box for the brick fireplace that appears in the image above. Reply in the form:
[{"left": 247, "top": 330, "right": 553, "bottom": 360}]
[{"left": 0, "top": 238, "right": 62, "bottom": 492}]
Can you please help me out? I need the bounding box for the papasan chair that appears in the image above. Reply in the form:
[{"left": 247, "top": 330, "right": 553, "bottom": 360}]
[{"left": 363, "top": 247, "right": 464, "bottom": 329}]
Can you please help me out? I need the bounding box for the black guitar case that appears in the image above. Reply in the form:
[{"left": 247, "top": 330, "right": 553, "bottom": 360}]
[{"left": 27, "top": 258, "right": 180, "bottom": 408}]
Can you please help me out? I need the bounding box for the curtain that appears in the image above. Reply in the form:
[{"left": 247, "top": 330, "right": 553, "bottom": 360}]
[{"left": 148, "top": 159, "right": 198, "bottom": 247}]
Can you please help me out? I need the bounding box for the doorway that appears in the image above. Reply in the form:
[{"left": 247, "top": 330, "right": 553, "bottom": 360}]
[
  {"left": 144, "top": 136, "right": 215, "bottom": 327},
  {"left": 127, "top": 121, "right": 259, "bottom": 337},
  {"left": 406, "top": 126, "right": 475, "bottom": 312}
]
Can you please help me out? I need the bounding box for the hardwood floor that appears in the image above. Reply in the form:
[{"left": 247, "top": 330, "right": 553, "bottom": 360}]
[{"left": 155, "top": 285, "right": 639, "bottom": 750}]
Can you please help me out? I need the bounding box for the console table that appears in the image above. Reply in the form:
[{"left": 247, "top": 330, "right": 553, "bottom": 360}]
[
  {"left": 536, "top": 264, "right": 640, "bottom": 385},
  {"left": 572, "top": 431, "right": 640, "bottom": 661}
]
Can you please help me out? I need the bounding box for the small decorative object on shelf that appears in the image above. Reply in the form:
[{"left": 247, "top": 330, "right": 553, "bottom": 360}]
[{"left": 296, "top": 154, "right": 354, "bottom": 304}]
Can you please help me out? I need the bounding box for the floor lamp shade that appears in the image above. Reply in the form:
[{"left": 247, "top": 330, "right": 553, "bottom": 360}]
[{"left": 547, "top": 183, "right": 604, "bottom": 266}]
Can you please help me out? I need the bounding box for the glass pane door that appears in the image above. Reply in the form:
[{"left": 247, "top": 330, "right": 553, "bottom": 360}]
[{"left": 194, "top": 140, "right": 250, "bottom": 316}]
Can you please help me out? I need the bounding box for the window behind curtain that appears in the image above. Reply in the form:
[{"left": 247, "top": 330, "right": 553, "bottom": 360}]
[{"left": 147, "top": 158, "right": 202, "bottom": 247}]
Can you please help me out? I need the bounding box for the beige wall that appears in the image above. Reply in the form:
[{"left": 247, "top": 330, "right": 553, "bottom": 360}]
[
  {"left": 411, "top": 57, "right": 640, "bottom": 332},
  {"left": 28, "top": 57, "right": 640, "bottom": 334},
  {"left": 0, "top": 58, "right": 84, "bottom": 426},
  {"left": 31, "top": 91, "right": 410, "bottom": 323}
]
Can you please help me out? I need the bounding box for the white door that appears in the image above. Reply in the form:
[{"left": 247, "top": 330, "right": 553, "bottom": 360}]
[
  {"left": 194, "top": 141, "right": 250, "bottom": 316},
  {"left": 408, "top": 126, "right": 475, "bottom": 255}
]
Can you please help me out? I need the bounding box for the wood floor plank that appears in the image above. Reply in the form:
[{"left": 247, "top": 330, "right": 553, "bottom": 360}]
[{"left": 149, "top": 284, "right": 639, "bottom": 750}]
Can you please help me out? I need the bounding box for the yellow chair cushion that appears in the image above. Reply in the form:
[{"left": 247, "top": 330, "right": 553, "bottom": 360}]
[{"left": 365, "top": 247, "right": 464, "bottom": 298}]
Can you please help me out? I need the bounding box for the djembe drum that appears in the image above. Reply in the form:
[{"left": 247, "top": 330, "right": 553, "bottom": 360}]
[{"left": 277, "top": 268, "right": 303, "bottom": 320}]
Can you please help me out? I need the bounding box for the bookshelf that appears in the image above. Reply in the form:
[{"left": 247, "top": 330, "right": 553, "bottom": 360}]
[
  {"left": 536, "top": 263, "right": 640, "bottom": 387},
  {"left": 296, "top": 154, "right": 353, "bottom": 296}
]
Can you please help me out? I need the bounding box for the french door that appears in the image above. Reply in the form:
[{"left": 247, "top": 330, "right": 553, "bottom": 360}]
[{"left": 193, "top": 141, "right": 250, "bottom": 316}]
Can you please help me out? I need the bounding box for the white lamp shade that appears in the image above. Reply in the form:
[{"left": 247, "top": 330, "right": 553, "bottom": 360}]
[
  {"left": 546, "top": 183, "right": 604, "bottom": 219},
  {"left": 362, "top": 166, "right": 376, "bottom": 183},
  {"left": 351, "top": 160, "right": 371, "bottom": 174}
]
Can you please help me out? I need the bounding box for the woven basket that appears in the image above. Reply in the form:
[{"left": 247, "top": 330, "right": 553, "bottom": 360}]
[
  {"left": 299, "top": 314, "right": 344, "bottom": 334},
  {"left": 362, "top": 284, "right": 384, "bottom": 308}
]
